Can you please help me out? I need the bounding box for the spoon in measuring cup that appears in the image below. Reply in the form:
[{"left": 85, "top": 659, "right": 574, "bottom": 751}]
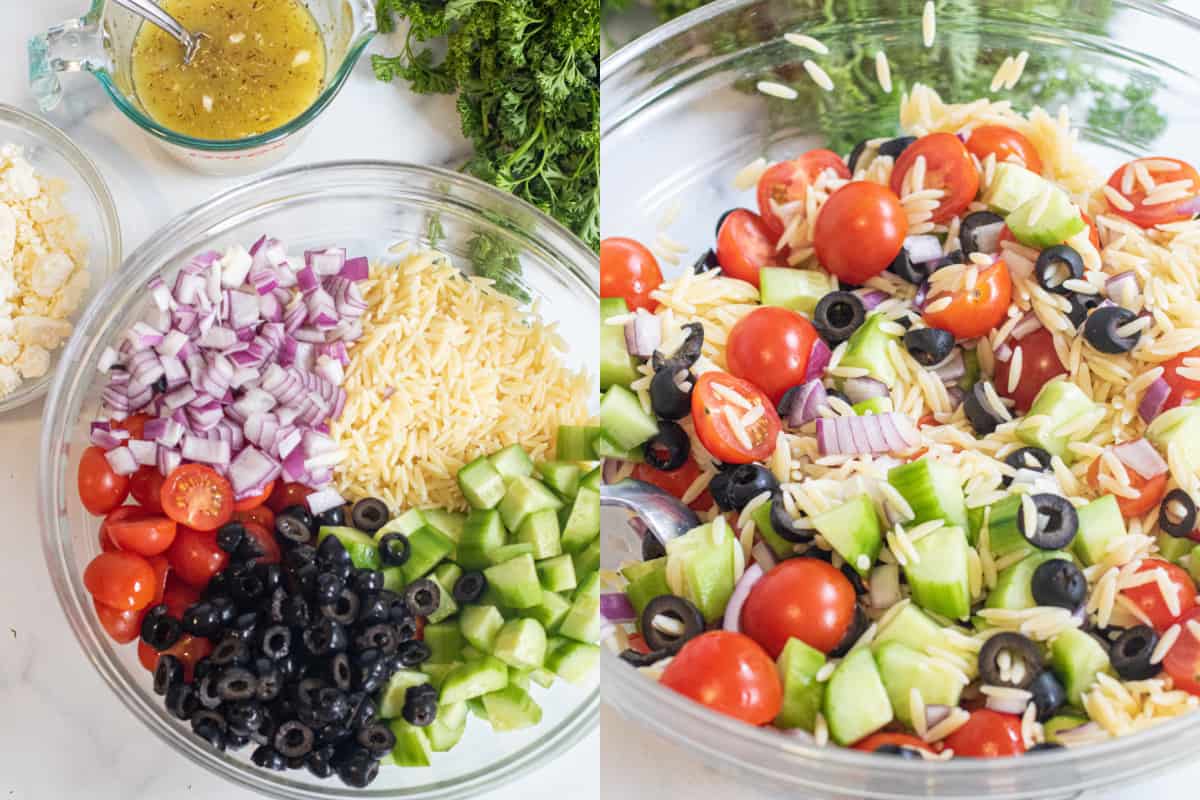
[
  {"left": 601, "top": 479, "right": 700, "bottom": 558},
  {"left": 114, "top": 0, "right": 208, "bottom": 64}
]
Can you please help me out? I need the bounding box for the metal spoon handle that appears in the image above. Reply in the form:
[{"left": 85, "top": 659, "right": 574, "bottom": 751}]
[
  {"left": 112, "top": 0, "right": 194, "bottom": 47},
  {"left": 601, "top": 479, "right": 700, "bottom": 547}
]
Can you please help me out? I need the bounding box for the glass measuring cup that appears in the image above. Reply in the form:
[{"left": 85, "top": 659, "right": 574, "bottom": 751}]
[{"left": 29, "top": 0, "right": 375, "bottom": 175}]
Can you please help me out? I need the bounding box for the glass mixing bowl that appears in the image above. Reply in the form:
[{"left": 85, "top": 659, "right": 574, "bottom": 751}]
[
  {"left": 600, "top": 1, "right": 1200, "bottom": 798},
  {"left": 0, "top": 104, "right": 121, "bottom": 415},
  {"left": 39, "top": 162, "right": 598, "bottom": 799}
]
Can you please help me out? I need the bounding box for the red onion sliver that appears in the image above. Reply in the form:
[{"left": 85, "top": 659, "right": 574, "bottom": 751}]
[
  {"left": 985, "top": 694, "right": 1030, "bottom": 716},
  {"left": 723, "top": 563, "right": 764, "bottom": 634},
  {"left": 804, "top": 338, "right": 831, "bottom": 382},
  {"left": 600, "top": 592, "right": 638, "bottom": 623},
  {"left": 1113, "top": 439, "right": 1168, "bottom": 480},
  {"left": 1138, "top": 377, "right": 1171, "bottom": 423}
]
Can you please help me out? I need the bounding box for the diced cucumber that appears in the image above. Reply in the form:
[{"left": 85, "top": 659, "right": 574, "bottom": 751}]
[
  {"left": 509, "top": 668, "right": 532, "bottom": 691},
  {"left": 433, "top": 562, "right": 463, "bottom": 593},
  {"left": 388, "top": 719, "right": 433, "bottom": 766},
  {"left": 591, "top": 432, "right": 644, "bottom": 463},
  {"left": 530, "top": 667, "right": 556, "bottom": 689},
  {"left": 424, "top": 621, "right": 464, "bottom": 664},
  {"left": 560, "top": 487, "right": 600, "bottom": 553},
  {"left": 1159, "top": 531, "right": 1192, "bottom": 564},
  {"left": 424, "top": 701, "right": 468, "bottom": 752},
  {"left": 458, "top": 456, "right": 507, "bottom": 510},
  {"left": 601, "top": 297, "right": 640, "bottom": 390},
  {"left": 559, "top": 590, "right": 600, "bottom": 643},
  {"left": 980, "top": 494, "right": 1032, "bottom": 561},
  {"left": 482, "top": 684, "right": 543, "bottom": 731},
  {"left": 545, "top": 639, "right": 599, "bottom": 685},
  {"left": 1049, "top": 628, "right": 1112, "bottom": 706},
  {"left": 421, "top": 662, "right": 459, "bottom": 691},
  {"left": 822, "top": 647, "right": 893, "bottom": 745},
  {"left": 466, "top": 696, "right": 488, "bottom": 720},
  {"left": 402, "top": 526, "right": 456, "bottom": 584},
  {"left": 852, "top": 397, "right": 893, "bottom": 415},
  {"left": 538, "top": 461, "right": 582, "bottom": 499},
  {"left": 982, "top": 162, "right": 1047, "bottom": 214},
  {"left": 574, "top": 570, "right": 599, "bottom": 600},
  {"left": 488, "top": 543, "right": 535, "bottom": 564},
  {"left": 839, "top": 313, "right": 899, "bottom": 388},
  {"left": 423, "top": 509, "right": 465, "bottom": 545},
  {"left": 557, "top": 425, "right": 602, "bottom": 462},
  {"left": 871, "top": 602, "right": 942, "bottom": 653},
  {"left": 460, "top": 604, "right": 506, "bottom": 652},
  {"left": 460, "top": 645, "right": 483, "bottom": 662},
  {"left": 874, "top": 641, "right": 963, "bottom": 727},
  {"left": 374, "top": 508, "right": 425, "bottom": 540},
  {"left": 774, "top": 637, "right": 825, "bottom": 731},
  {"left": 986, "top": 550, "right": 1072, "bottom": 610},
  {"left": 1146, "top": 405, "right": 1200, "bottom": 467},
  {"left": 571, "top": 538, "right": 601, "bottom": 581},
  {"left": 516, "top": 508, "right": 562, "bottom": 560},
  {"left": 750, "top": 498, "right": 798, "bottom": 560},
  {"left": 458, "top": 510, "right": 507, "bottom": 571},
  {"left": 493, "top": 618, "right": 547, "bottom": 670},
  {"left": 1074, "top": 495, "right": 1126, "bottom": 566},
  {"left": 903, "top": 526, "right": 972, "bottom": 620},
  {"left": 521, "top": 590, "right": 572, "bottom": 632},
  {"left": 624, "top": 558, "right": 670, "bottom": 618},
  {"left": 483, "top": 554, "right": 543, "bottom": 609},
  {"left": 888, "top": 457, "right": 968, "bottom": 532},
  {"left": 580, "top": 466, "right": 602, "bottom": 493},
  {"left": 426, "top": 573, "right": 459, "bottom": 625},
  {"left": 439, "top": 656, "right": 509, "bottom": 705},
  {"left": 811, "top": 494, "right": 882, "bottom": 577},
  {"left": 1006, "top": 187, "right": 1085, "bottom": 249},
  {"left": 383, "top": 566, "right": 405, "bottom": 594},
  {"left": 1016, "top": 380, "right": 1098, "bottom": 462},
  {"left": 317, "top": 526, "right": 382, "bottom": 570},
  {"left": 489, "top": 444, "right": 535, "bottom": 483},
  {"left": 536, "top": 554, "right": 578, "bottom": 593},
  {"left": 759, "top": 266, "right": 835, "bottom": 316},
  {"left": 1190, "top": 545, "right": 1200, "bottom": 585},
  {"left": 498, "top": 476, "right": 564, "bottom": 533},
  {"left": 1044, "top": 714, "right": 1090, "bottom": 745},
  {"left": 600, "top": 384, "right": 659, "bottom": 450},
  {"left": 665, "top": 522, "right": 738, "bottom": 623},
  {"left": 379, "top": 669, "right": 431, "bottom": 718}
]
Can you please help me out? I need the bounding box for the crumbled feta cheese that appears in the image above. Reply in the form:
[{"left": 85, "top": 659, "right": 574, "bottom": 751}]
[
  {"left": 0, "top": 203, "right": 15, "bottom": 260},
  {"left": 32, "top": 251, "right": 73, "bottom": 296},
  {"left": 14, "top": 344, "right": 49, "bottom": 378},
  {"left": 15, "top": 315, "right": 72, "bottom": 348},
  {"left": 0, "top": 365, "right": 18, "bottom": 396}
]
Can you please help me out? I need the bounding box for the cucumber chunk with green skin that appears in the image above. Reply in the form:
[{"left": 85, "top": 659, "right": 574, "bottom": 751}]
[
  {"left": 560, "top": 487, "right": 600, "bottom": 554},
  {"left": 482, "top": 684, "right": 544, "bottom": 731},
  {"left": 1146, "top": 405, "right": 1200, "bottom": 467},
  {"left": 382, "top": 567, "right": 405, "bottom": 594},
  {"left": 536, "top": 554, "right": 578, "bottom": 593},
  {"left": 759, "top": 266, "right": 836, "bottom": 316},
  {"left": 823, "top": 646, "right": 894, "bottom": 745},
  {"left": 423, "top": 509, "right": 465, "bottom": 545},
  {"left": 1006, "top": 187, "right": 1085, "bottom": 249},
  {"left": 774, "top": 637, "right": 826, "bottom": 731},
  {"left": 851, "top": 397, "right": 893, "bottom": 415},
  {"left": 1044, "top": 714, "right": 1090, "bottom": 745},
  {"left": 580, "top": 466, "right": 602, "bottom": 493},
  {"left": 458, "top": 509, "right": 507, "bottom": 571},
  {"left": 986, "top": 550, "right": 1072, "bottom": 610},
  {"left": 571, "top": 538, "right": 601, "bottom": 581},
  {"left": 557, "top": 425, "right": 603, "bottom": 462},
  {"left": 1074, "top": 495, "right": 1126, "bottom": 566},
  {"left": 574, "top": 570, "right": 599, "bottom": 600},
  {"left": 388, "top": 719, "right": 433, "bottom": 766},
  {"left": 545, "top": 639, "right": 599, "bottom": 685},
  {"left": 489, "top": 444, "right": 535, "bottom": 483},
  {"left": 439, "top": 656, "right": 509, "bottom": 705},
  {"left": 839, "top": 313, "right": 900, "bottom": 388},
  {"left": 558, "top": 590, "right": 600, "bottom": 643},
  {"left": 1158, "top": 531, "right": 1193, "bottom": 564},
  {"left": 484, "top": 554, "right": 543, "bottom": 609},
  {"left": 521, "top": 590, "right": 572, "bottom": 633},
  {"left": 460, "top": 604, "right": 506, "bottom": 652},
  {"left": 601, "top": 384, "right": 660, "bottom": 450},
  {"left": 433, "top": 562, "right": 463, "bottom": 593},
  {"left": 493, "top": 618, "right": 548, "bottom": 670},
  {"left": 666, "top": 522, "right": 738, "bottom": 623},
  {"left": 888, "top": 457, "right": 968, "bottom": 532},
  {"left": 317, "top": 526, "right": 382, "bottom": 570},
  {"left": 982, "top": 162, "right": 1047, "bottom": 214},
  {"left": 458, "top": 456, "right": 507, "bottom": 510},
  {"left": 1190, "top": 545, "right": 1200, "bottom": 585},
  {"left": 401, "top": 525, "right": 456, "bottom": 584},
  {"left": 750, "top": 498, "right": 797, "bottom": 559},
  {"left": 379, "top": 669, "right": 431, "bottom": 718},
  {"left": 871, "top": 602, "right": 943, "bottom": 653},
  {"left": 811, "top": 494, "right": 882, "bottom": 577},
  {"left": 601, "top": 297, "right": 640, "bottom": 390},
  {"left": 498, "top": 475, "right": 564, "bottom": 532},
  {"left": 374, "top": 509, "right": 425, "bottom": 541},
  {"left": 424, "top": 701, "right": 469, "bottom": 752},
  {"left": 874, "top": 641, "right": 964, "bottom": 727},
  {"left": 426, "top": 574, "right": 459, "bottom": 625},
  {"left": 529, "top": 667, "right": 557, "bottom": 689},
  {"left": 421, "top": 662, "right": 460, "bottom": 691},
  {"left": 591, "top": 432, "right": 645, "bottom": 463},
  {"left": 960, "top": 348, "right": 980, "bottom": 391},
  {"left": 517, "top": 508, "right": 562, "bottom": 560},
  {"left": 903, "top": 526, "right": 972, "bottom": 620},
  {"left": 466, "top": 696, "right": 488, "bottom": 720},
  {"left": 538, "top": 461, "right": 582, "bottom": 499},
  {"left": 488, "top": 543, "right": 535, "bottom": 565},
  {"left": 1016, "top": 380, "right": 1099, "bottom": 462},
  {"left": 1049, "top": 628, "right": 1112, "bottom": 706},
  {"left": 979, "top": 494, "right": 1032, "bottom": 561},
  {"left": 424, "top": 620, "right": 465, "bottom": 664},
  {"left": 623, "top": 558, "right": 670, "bottom": 618}
]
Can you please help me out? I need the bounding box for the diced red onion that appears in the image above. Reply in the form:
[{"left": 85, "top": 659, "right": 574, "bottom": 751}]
[
  {"left": 97, "top": 346, "right": 119, "bottom": 374},
  {"left": 339, "top": 256, "right": 369, "bottom": 281},
  {"left": 126, "top": 322, "right": 164, "bottom": 350},
  {"left": 296, "top": 265, "right": 319, "bottom": 295},
  {"left": 157, "top": 446, "right": 182, "bottom": 476},
  {"left": 199, "top": 325, "right": 237, "bottom": 350},
  {"left": 903, "top": 235, "right": 944, "bottom": 265},
  {"left": 816, "top": 413, "right": 919, "bottom": 456},
  {"left": 1138, "top": 377, "right": 1171, "bottom": 423},
  {"left": 994, "top": 342, "right": 1013, "bottom": 363},
  {"left": 156, "top": 330, "right": 189, "bottom": 359},
  {"left": 914, "top": 281, "right": 929, "bottom": 309},
  {"left": 972, "top": 222, "right": 1005, "bottom": 255},
  {"left": 104, "top": 446, "right": 138, "bottom": 476},
  {"left": 129, "top": 439, "right": 157, "bottom": 466},
  {"left": 1010, "top": 311, "right": 1041, "bottom": 342},
  {"left": 229, "top": 446, "right": 282, "bottom": 499},
  {"left": 276, "top": 428, "right": 302, "bottom": 460},
  {"left": 162, "top": 385, "right": 196, "bottom": 410},
  {"left": 843, "top": 376, "right": 890, "bottom": 404},
  {"left": 804, "top": 338, "right": 832, "bottom": 382},
  {"left": 600, "top": 592, "right": 637, "bottom": 623},
  {"left": 181, "top": 435, "right": 231, "bottom": 466},
  {"left": 306, "top": 487, "right": 345, "bottom": 515},
  {"left": 780, "top": 380, "right": 828, "bottom": 427},
  {"left": 316, "top": 357, "right": 345, "bottom": 387},
  {"left": 855, "top": 289, "right": 890, "bottom": 311},
  {"left": 722, "top": 563, "right": 764, "bottom": 633},
  {"left": 623, "top": 309, "right": 660, "bottom": 358},
  {"left": 90, "top": 423, "right": 124, "bottom": 450},
  {"left": 985, "top": 694, "right": 1030, "bottom": 716},
  {"left": 149, "top": 276, "right": 172, "bottom": 312},
  {"left": 1113, "top": 439, "right": 1168, "bottom": 480},
  {"left": 306, "top": 248, "right": 346, "bottom": 277},
  {"left": 228, "top": 290, "right": 260, "bottom": 330}
]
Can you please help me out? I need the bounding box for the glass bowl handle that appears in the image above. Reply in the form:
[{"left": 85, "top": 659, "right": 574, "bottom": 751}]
[{"left": 28, "top": 15, "right": 110, "bottom": 112}]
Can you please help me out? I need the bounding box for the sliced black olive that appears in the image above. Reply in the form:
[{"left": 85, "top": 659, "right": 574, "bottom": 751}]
[
  {"left": 1028, "top": 669, "right": 1066, "bottom": 722},
  {"left": 1066, "top": 293, "right": 1102, "bottom": 329},
  {"left": 642, "top": 420, "right": 690, "bottom": 472},
  {"left": 828, "top": 604, "right": 869, "bottom": 658},
  {"left": 693, "top": 248, "right": 719, "bottom": 274},
  {"left": 1110, "top": 625, "right": 1158, "bottom": 680},
  {"left": 1018, "top": 493, "right": 1079, "bottom": 550},
  {"left": 813, "top": 291, "right": 866, "bottom": 345},
  {"left": 1083, "top": 306, "right": 1140, "bottom": 354},
  {"left": 1031, "top": 559, "right": 1087, "bottom": 610},
  {"left": 978, "top": 631, "right": 1042, "bottom": 689},
  {"left": 963, "top": 381, "right": 1009, "bottom": 435},
  {"left": 959, "top": 210, "right": 1005, "bottom": 255},
  {"left": 315, "top": 506, "right": 346, "bottom": 528},
  {"left": 378, "top": 533, "right": 411, "bottom": 567},
  {"left": 351, "top": 498, "right": 389, "bottom": 533},
  {"left": 1159, "top": 489, "right": 1197, "bottom": 539},
  {"left": 404, "top": 579, "right": 440, "bottom": 617},
  {"left": 641, "top": 533, "right": 666, "bottom": 561},
  {"left": 141, "top": 605, "right": 182, "bottom": 651},
  {"left": 878, "top": 136, "right": 917, "bottom": 160},
  {"left": 649, "top": 367, "right": 694, "bottom": 420},
  {"left": 275, "top": 512, "right": 314, "bottom": 546},
  {"left": 1027, "top": 742, "right": 1065, "bottom": 753},
  {"left": 1005, "top": 446, "right": 1052, "bottom": 474},
  {"left": 619, "top": 648, "right": 671, "bottom": 668},
  {"left": 216, "top": 522, "right": 246, "bottom": 554},
  {"left": 640, "top": 594, "right": 706, "bottom": 653},
  {"left": 1035, "top": 245, "right": 1084, "bottom": 295},
  {"left": 768, "top": 490, "right": 813, "bottom": 544},
  {"left": 888, "top": 246, "right": 930, "bottom": 285},
  {"left": 652, "top": 322, "right": 704, "bottom": 372},
  {"left": 873, "top": 743, "right": 922, "bottom": 759},
  {"left": 452, "top": 571, "right": 487, "bottom": 605},
  {"left": 847, "top": 139, "right": 870, "bottom": 173},
  {"left": 709, "top": 463, "right": 778, "bottom": 512},
  {"left": 903, "top": 327, "right": 955, "bottom": 367}
]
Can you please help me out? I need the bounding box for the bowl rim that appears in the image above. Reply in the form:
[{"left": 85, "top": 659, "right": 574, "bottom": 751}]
[
  {"left": 0, "top": 103, "right": 122, "bottom": 414},
  {"left": 38, "top": 160, "right": 598, "bottom": 798}
]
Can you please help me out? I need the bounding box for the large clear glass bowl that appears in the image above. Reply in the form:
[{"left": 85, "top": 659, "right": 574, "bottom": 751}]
[
  {"left": 601, "top": 1, "right": 1200, "bottom": 798},
  {"left": 39, "top": 162, "right": 598, "bottom": 799}
]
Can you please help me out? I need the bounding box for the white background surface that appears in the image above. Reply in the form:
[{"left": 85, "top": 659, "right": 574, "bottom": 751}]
[{"left": 0, "top": 2, "right": 598, "bottom": 798}]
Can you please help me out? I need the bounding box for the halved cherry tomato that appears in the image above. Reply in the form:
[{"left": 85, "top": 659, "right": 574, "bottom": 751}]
[
  {"left": 965, "top": 125, "right": 1044, "bottom": 175},
  {"left": 632, "top": 458, "right": 714, "bottom": 511},
  {"left": 740, "top": 558, "right": 856, "bottom": 657},
  {"left": 1160, "top": 347, "right": 1200, "bottom": 411},
  {"left": 660, "top": 630, "right": 783, "bottom": 725},
  {"left": 943, "top": 710, "right": 1025, "bottom": 758},
  {"left": 166, "top": 526, "right": 229, "bottom": 588},
  {"left": 891, "top": 133, "right": 980, "bottom": 223},
  {"left": 1164, "top": 607, "right": 1200, "bottom": 694},
  {"left": 99, "top": 506, "right": 147, "bottom": 552},
  {"left": 83, "top": 551, "right": 157, "bottom": 610},
  {"left": 1105, "top": 157, "right": 1200, "bottom": 227},
  {"left": 726, "top": 306, "right": 819, "bottom": 404},
  {"left": 94, "top": 600, "right": 145, "bottom": 644},
  {"left": 1087, "top": 453, "right": 1168, "bottom": 519},
  {"left": 757, "top": 149, "right": 851, "bottom": 237},
  {"left": 162, "top": 575, "right": 202, "bottom": 617},
  {"left": 267, "top": 481, "right": 314, "bottom": 514},
  {"left": 78, "top": 446, "right": 130, "bottom": 516},
  {"left": 233, "top": 480, "right": 275, "bottom": 512},
  {"left": 234, "top": 504, "right": 276, "bottom": 531},
  {"left": 691, "top": 372, "right": 781, "bottom": 464},
  {"left": 922, "top": 258, "right": 1012, "bottom": 340},
  {"left": 813, "top": 181, "right": 907, "bottom": 285},
  {"left": 716, "top": 209, "right": 776, "bottom": 287},
  {"left": 1119, "top": 559, "right": 1196, "bottom": 632},
  {"left": 241, "top": 521, "right": 281, "bottom": 565},
  {"left": 112, "top": 413, "right": 153, "bottom": 440},
  {"left": 853, "top": 732, "right": 936, "bottom": 754},
  {"left": 160, "top": 464, "right": 234, "bottom": 532},
  {"left": 107, "top": 515, "right": 177, "bottom": 557},
  {"left": 128, "top": 467, "right": 166, "bottom": 514},
  {"left": 600, "top": 237, "right": 663, "bottom": 312},
  {"left": 138, "top": 634, "right": 213, "bottom": 681},
  {"left": 993, "top": 327, "right": 1066, "bottom": 414}
]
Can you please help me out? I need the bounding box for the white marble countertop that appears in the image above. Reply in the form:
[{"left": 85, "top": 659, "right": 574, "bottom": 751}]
[{"left": 0, "top": 2, "right": 597, "bottom": 798}]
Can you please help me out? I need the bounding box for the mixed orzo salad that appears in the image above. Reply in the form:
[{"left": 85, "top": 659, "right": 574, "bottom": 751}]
[{"left": 598, "top": 84, "right": 1200, "bottom": 759}]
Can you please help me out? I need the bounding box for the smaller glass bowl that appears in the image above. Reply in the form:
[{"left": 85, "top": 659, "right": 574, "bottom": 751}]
[{"left": 0, "top": 104, "right": 121, "bottom": 415}]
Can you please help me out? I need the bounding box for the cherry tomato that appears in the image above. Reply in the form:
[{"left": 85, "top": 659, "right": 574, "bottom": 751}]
[
  {"left": 242, "top": 521, "right": 281, "bottom": 565},
  {"left": 77, "top": 446, "right": 131, "bottom": 516},
  {"left": 600, "top": 237, "right": 663, "bottom": 312},
  {"left": 106, "top": 515, "right": 178, "bottom": 557},
  {"left": 716, "top": 209, "right": 776, "bottom": 287},
  {"left": 632, "top": 458, "right": 714, "bottom": 511},
  {"left": 690, "top": 372, "right": 781, "bottom": 464},
  {"left": 726, "top": 306, "right": 820, "bottom": 404},
  {"left": 757, "top": 150, "right": 851, "bottom": 237},
  {"left": 162, "top": 575, "right": 202, "bottom": 617},
  {"left": 138, "top": 634, "right": 213, "bottom": 681},
  {"left": 943, "top": 710, "right": 1025, "bottom": 758},
  {"left": 891, "top": 133, "right": 980, "bottom": 223},
  {"left": 160, "top": 464, "right": 234, "bottom": 532},
  {"left": 813, "top": 182, "right": 907, "bottom": 284},
  {"left": 166, "top": 526, "right": 230, "bottom": 589},
  {"left": 1105, "top": 157, "right": 1200, "bottom": 227},
  {"left": 1160, "top": 348, "right": 1200, "bottom": 411},
  {"left": 660, "top": 631, "right": 783, "bottom": 725},
  {"left": 993, "top": 327, "right": 1066, "bottom": 414},
  {"left": 112, "top": 413, "right": 152, "bottom": 440},
  {"left": 853, "top": 732, "right": 936, "bottom": 754},
  {"left": 233, "top": 480, "right": 275, "bottom": 512},
  {"left": 99, "top": 506, "right": 147, "bottom": 552},
  {"left": 1164, "top": 607, "right": 1200, "bottom": 694},
  {"left": 965, "top": 125, "right": 1044, "bottom": 175},
  {"left": 267, "top": 481, "right": 314, "bottom": 514},
  {"left": 740, "top": 558, "right": 856, "bottom": 657},
  {"left": 1119, "top": 559, "right": 1196, "bottom": 632},
  {"left": 922, "top": 258, "right": 1012, "bottom": 340},
  {"left": 1087, "top": 453, "right": 1168, "bottom": 519},
  {"left": 128, "top": 467, "right": 166, "bottom": 514},
  {"left": 83, "top": 551, "right": 156, "bottom": 611},
  {"left": 234, "top": 504, "right": 276, "bottom": 531},
  {"left": 94, "top": 600, "right": 144, "bottom": 644}
]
